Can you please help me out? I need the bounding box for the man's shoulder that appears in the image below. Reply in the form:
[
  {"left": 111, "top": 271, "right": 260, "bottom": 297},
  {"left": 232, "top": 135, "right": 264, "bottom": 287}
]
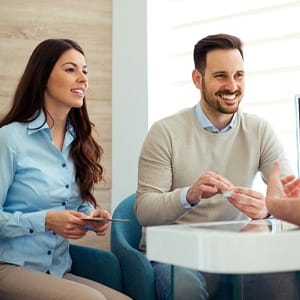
[
  {"left": 238, "top": 111, "right": 271, "bottom": 127},
  {"left": 146, "top": 107, "right": 195, "bottom": 141},
  {"left": 155, "top": 107, "right": 194, "bottom": 127}
]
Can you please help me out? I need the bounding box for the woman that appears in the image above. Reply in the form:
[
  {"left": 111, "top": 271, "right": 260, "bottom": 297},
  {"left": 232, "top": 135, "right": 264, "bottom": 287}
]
[
  {"left": 266, "top": 161, "right": 300, "bottom": 225},
  {"left": 0, "top": 39, "right": 131, "bottom": 300}
]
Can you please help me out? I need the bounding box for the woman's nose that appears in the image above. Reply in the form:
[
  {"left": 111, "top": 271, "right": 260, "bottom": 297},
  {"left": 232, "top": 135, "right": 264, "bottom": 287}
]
[{"left": 77, "top": 72, "right": 88, "bottom": 83}]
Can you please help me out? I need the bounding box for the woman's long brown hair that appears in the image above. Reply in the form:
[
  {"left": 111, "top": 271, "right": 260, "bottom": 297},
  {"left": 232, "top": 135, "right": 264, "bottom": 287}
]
[{"left": 0, "top": 39, "right": 103, "bottom": 207}]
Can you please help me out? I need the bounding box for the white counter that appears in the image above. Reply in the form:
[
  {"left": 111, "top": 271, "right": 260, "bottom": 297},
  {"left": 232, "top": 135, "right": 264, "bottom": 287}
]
[{"left": 146, "top": 219, "right": 300, "bottom": 274}]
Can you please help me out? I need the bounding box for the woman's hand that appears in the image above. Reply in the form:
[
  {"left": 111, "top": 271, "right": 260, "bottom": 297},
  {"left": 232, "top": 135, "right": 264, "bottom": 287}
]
[
  {"left": 45, "top": 210, "right": 88, "bottom": 239},
  {"left": 86, "top": 209, "right": 111, "bottom": 236}
]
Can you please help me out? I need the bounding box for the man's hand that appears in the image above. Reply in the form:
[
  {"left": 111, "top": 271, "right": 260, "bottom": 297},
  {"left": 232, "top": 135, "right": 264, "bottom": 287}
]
[
  {"left": 186, "top": 171, "right": 234, "bottom": 206},
  {"left": 227, "top": 187, "right": 268, "bottom": 219}
]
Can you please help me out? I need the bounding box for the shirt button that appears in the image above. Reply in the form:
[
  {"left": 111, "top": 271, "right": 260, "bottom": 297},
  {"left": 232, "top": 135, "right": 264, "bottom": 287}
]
[
  {"left": 62, "top": 202, "right": 66, "bottom": 206},
  {"left": 47, "top": 250, "right": 51, "bottom": 255},
  {"left": 29, "top": 229, "right": 34, "bottom": 234},
  {"left": 65, "top": 184, "right": 69, "bottom": 189},
  {"left": 62, "top": 163, "right": 66, "bottom": 168}
]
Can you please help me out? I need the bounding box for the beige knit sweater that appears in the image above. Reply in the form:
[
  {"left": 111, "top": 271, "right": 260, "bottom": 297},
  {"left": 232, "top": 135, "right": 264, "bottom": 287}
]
[{"left": 135, "top": 106, "right": 292, "bottom": 251}]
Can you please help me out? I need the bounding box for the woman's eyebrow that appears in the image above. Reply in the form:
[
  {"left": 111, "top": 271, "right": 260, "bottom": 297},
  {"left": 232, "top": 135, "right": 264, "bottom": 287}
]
[{"left": 62, "top": 62, "right": 88, "bottom": 69}]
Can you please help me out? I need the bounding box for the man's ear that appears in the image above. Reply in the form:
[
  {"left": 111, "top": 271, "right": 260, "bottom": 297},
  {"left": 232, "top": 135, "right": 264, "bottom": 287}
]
[{"left": 192, "top": 69, "right": 202, "bottom": 89}]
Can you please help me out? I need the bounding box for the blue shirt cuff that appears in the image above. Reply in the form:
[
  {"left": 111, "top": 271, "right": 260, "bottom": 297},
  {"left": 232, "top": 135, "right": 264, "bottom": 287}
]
[{"left": 180, "top": 186, "right": 197, "bottom": 208}]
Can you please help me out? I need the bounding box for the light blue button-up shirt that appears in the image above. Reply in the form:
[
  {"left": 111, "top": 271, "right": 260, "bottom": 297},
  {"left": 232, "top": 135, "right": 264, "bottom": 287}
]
[{"left": 0, "top": 111, "right": 94, "bottom": 277}]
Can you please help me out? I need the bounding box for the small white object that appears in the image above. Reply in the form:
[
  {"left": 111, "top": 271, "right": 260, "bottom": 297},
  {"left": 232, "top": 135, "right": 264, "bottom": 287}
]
[{"left": 223, "top": 191, "right": 233, "bottom": 198}]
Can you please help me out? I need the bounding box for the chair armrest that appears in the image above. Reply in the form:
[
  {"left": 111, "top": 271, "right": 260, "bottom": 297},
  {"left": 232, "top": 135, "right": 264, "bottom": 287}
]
[
  {"left": 69, "top": 243, "right": 122, "bottom": 292},
  {"left": 111, "top": 240, "right": 156, "bottom": 300}
]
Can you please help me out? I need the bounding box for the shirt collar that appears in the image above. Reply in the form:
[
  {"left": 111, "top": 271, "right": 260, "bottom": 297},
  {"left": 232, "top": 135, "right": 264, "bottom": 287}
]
[
  {"left": 66, "top": 119, "right": 76, "bottom": 138},
  {"left": 27, "top": 110, "right": 49, "bottom": 135},
  {"left": 194, "top": 102, "right": 236, "bottom": 133},
  {"left": 26, "top": 110, "right": 76, "bottom": 139}
]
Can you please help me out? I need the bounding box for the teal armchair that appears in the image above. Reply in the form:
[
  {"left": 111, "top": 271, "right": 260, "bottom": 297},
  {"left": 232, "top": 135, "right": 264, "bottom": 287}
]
[
  {"left": 70, "top": 243, "right": 122, "bottom": 292},
  {"left": 111, "top": 193, "right": 156, "bottom": 300}
]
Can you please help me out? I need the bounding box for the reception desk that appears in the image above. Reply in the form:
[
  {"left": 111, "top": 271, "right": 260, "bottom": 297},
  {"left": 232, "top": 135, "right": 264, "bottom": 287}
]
[{"left": 146, "top": 219, "right": 300, "bottom": 299}]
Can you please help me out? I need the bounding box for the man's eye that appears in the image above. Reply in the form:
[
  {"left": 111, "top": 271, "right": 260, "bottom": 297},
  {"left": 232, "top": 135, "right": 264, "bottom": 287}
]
[{"left": 83, "top": 70, "right": 88, "bottom": 75}]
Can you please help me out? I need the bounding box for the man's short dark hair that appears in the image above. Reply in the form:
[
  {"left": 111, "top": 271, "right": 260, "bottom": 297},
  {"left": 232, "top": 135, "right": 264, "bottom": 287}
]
[{"left": 194, "top": 33, "right": 244, "bottom": 73}]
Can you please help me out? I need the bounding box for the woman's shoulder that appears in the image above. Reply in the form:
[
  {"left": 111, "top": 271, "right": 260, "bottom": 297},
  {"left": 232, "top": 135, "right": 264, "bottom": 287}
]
[{"left": 0, "top": 122, "right": 27, "bottom": 141}]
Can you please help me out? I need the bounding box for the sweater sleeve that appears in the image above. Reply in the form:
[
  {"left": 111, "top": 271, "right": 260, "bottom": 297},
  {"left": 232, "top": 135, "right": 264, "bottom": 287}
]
[{"left": 135, "top": 121, "right": 191, "bottom": 226}]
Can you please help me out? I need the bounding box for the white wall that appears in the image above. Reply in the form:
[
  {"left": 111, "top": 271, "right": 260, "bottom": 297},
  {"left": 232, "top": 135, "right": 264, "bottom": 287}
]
[{"left": 111, "top": 0, "right": 148, "bottom": 210}]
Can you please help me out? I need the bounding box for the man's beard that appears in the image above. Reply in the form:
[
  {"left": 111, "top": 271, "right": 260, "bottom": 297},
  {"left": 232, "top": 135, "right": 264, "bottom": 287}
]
[{"left": 201, "top": 80, "right": 242, "bottom": 114}]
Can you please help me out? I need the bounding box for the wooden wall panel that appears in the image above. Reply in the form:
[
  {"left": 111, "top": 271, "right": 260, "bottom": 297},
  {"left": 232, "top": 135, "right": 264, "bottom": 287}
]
[{"left": 0, "top": 0, "right": 112, "bottom": 249}]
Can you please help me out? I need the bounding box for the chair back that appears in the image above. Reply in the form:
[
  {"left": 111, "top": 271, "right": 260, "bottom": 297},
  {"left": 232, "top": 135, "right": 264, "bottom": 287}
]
[
  {"left": 111, "top": 193, "right": 156, "bottom": 300},
  {"left": 70, "top": 244, "right": 122, "bottom": 291},
  {"left": 111, "top": 193, "right": 141, "bottom": 250}
]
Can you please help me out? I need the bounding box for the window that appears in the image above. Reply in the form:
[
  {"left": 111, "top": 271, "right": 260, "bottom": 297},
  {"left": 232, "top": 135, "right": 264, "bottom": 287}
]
[{"left": 147, "top": 0, "right": 300, "bottom": 191}]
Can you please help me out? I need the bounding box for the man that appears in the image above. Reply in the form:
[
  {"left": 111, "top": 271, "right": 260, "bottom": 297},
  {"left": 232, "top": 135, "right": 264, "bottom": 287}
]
[{"left": 135, "top": 34, "right": 296, "bottom": 299}]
